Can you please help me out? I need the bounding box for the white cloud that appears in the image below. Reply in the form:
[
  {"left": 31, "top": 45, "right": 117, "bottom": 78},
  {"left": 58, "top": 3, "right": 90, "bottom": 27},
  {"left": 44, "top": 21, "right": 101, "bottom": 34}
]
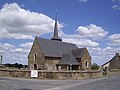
[
  {"left": 108, "top": 34, "right": 120, "bottom": 41},
  {"left": 20, "top": 42, "right": 33, "bottom": 49},
  {"left": 89, "top": 46, "right": 120, "bottom": 65},
  {"left": 0, "top": 43, "right": 14, "bottom": 54},
  {"left": 0, "top": 42, "right": 32, "bottom": 64},
  {"left": 112, "top": 0, "right": 120, "bottom": 2},
  {"left": 78, "top": 0, "right": 88, "bottom": 3},
  {"left": 77, "top": 24, "right": 108, "bottom": 40},
  {"left": 63, "top": 38, "right": 99, "bottom": 47},
  {"left": 112, "top": 5, "right": 120, "bottom": 10},
  {"left": 62, "top": 24, "right": 108, "bottom": 48},
  {"left": 112, "top": 0, "right": 116, "bottom": 2},
  {"left": 0, "top": 3, "right": 63, "bottom": 40},
  {"left": 108, "top": 34, "right": 120, "bottom": 46}
]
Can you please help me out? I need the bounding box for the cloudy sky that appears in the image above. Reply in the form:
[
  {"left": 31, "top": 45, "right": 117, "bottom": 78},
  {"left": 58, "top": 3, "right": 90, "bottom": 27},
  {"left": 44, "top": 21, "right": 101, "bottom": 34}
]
[{"left": 0, "top": 0, "right": 120, "bottom": 65}]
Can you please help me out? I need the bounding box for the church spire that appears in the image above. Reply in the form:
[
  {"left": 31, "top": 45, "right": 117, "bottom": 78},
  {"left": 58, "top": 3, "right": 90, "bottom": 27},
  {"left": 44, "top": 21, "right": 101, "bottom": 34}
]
[{"left": 51, "top": 11, "right": 62, "bottom": 41}]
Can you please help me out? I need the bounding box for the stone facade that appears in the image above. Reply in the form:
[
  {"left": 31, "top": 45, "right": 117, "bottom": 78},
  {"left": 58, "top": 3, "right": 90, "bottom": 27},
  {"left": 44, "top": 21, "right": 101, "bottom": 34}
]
[
  {"left": 28, "top": 38, "right": 61, "bottom": 70},
  {"left": 109, "top": 53, "right": 120, "bottom": 69},
  {"left": 80, "top": 48, "right": 91, "bottom": 70},
  {"left": 45, "top": 57, "right": 60, "bottom": 70},
  {"left": 28, "top": 38, "right": 45, "bottom": 70}
]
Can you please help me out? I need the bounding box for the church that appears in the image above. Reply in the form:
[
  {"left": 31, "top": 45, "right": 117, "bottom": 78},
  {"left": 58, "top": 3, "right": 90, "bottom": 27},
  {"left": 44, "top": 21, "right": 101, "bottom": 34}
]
[{"left": 28, "top": 14, "right": 91, "bottom": 70}]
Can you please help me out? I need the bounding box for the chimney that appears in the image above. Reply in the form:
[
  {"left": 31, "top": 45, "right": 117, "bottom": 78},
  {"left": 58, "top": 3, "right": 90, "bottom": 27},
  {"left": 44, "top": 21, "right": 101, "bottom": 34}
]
[{"left": 115, "top": 53, "right": 119, "bottom": 56}]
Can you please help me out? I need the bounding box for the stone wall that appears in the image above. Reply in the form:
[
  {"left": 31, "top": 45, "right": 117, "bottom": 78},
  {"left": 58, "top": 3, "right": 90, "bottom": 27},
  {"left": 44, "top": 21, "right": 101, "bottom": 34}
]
[
  {"left": 45, "top": 57, "right": 60, "bottom": 70},
  {"left": 107, "top": 69, "right": 120, "bottom": 76},
  {"left": 0, "top": 69, "right": 31, "bottom": 78},
  {"left": 0, "top": 69, "right": 102, "bottom": 80}
]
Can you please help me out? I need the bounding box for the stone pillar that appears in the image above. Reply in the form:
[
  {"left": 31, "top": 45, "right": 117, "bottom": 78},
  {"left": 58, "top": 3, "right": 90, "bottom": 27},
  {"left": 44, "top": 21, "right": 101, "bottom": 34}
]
[
  {"left": 70, "top": 64, "right": 72, "bottom": 70},
  {"left": 79, "top": 66, "right": 81, "bottom": 70},
  {"left": 54, "top": 65, "right": 57, "bottom": 70},
  {"left": 67, "top": 65, "right": 69, "bottom": 70},
  {"left": 58, "top": 66, "right": 61, "bottom": 70}
]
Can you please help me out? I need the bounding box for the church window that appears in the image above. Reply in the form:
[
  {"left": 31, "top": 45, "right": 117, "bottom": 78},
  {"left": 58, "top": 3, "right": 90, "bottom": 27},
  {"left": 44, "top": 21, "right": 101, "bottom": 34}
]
[
  {"left": 34, "top": 53, "right": 37, "bottom": 61},
  {"left": 85, "top": 60, "right": 88, "bottom": 67}
]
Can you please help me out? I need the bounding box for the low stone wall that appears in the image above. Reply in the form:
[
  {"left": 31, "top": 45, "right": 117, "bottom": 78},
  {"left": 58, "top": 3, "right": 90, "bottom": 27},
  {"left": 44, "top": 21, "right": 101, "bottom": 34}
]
[
  {"left": 37, "top": 70, "right": 102, "bottom": 79},
  {"left": 0, "top": 69, "right": 102, "bottom": 80},
  {"left": 107, "top": 69, "right": 120, "bottom": 76},
  {"left": 0, "top": 69, "right": 31, "bottom": 78}
]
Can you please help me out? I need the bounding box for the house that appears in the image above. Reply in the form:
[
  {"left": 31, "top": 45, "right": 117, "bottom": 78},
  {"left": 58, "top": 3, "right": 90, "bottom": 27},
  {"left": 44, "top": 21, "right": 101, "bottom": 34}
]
[
  {"left": 28, "top": 14, "right": 91, "bottom": 70},
  {"left": 102, "top": 53, "right": 120, "bottom": 69}
]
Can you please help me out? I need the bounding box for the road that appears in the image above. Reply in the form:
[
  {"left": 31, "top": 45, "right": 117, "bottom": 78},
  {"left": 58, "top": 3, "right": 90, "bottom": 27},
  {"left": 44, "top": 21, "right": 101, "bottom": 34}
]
[{"left": 0, "top": 76, "right": 120, "bottom": 90}]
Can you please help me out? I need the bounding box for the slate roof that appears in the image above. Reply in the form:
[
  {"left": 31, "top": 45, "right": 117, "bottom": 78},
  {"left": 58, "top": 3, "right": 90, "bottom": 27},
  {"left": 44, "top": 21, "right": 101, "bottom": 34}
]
[
  {"left": 71, "top": 48, "right": 85, "bottom": 58},
  {"left": 109, "top": 53, "right": 120, "bottom": 69},
  {"left": 102, "top": 53, "right": 120, "bottom": 66},
  {"left": 37, "top": 37, "right": 78, "bottom": 57},
  {"left": 57, "top": 52, "right": 80, "bottom": 65}
]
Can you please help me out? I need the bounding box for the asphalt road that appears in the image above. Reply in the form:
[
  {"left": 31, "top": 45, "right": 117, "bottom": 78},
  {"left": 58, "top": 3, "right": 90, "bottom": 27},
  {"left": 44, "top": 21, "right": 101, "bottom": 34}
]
[{"left": 0, "top": 76, "right": 120, "bottom": 90}]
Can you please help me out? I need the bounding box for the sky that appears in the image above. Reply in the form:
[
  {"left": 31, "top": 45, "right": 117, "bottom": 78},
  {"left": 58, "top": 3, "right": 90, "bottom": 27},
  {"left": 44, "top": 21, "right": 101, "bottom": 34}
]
[{"left": 0, "top": 0, "right": 120, "bottom": 65}]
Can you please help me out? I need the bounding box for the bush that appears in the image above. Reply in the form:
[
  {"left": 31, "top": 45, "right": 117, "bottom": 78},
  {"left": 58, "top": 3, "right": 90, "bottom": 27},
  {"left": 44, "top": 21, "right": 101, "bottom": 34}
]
[{"left": 91, "top": 63, "right": 100, "bottom": 70}]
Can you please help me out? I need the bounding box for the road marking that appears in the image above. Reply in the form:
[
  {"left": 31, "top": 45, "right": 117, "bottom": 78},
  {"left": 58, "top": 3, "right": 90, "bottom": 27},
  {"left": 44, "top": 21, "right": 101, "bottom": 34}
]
[{"left": 44, "top": 87, "right": 61, "bottom": 90}]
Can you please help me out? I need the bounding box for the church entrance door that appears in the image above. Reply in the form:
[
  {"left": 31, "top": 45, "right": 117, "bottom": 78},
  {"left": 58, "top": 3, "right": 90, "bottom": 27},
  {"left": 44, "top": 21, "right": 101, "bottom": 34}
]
[{"left": 34, "top": 64, "right": 37, "bottom": 70}]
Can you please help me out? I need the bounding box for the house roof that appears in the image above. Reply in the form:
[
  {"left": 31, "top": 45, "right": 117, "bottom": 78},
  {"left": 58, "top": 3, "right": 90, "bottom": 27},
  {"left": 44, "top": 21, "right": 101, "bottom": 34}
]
[
  {"left": 102, "top": 60, "right": 110, "bottom": 66},
  {"left": 102, "top": 53, "right": 120, "bottom": 66},
  {"left": 71, "top": 48, "right": 86, "bottom": 58},
  {"left": 37, "top": 37, "right": 78, "bottom": 57},
  {"left": 57, "top": 52, "right": 80, "bottom": 65}
]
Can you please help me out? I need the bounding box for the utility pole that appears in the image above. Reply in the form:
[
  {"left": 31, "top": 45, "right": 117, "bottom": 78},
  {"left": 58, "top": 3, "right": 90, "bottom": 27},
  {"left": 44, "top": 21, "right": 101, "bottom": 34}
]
[{"left": 0, "top": 55, "right": 3, "bottom": 65}]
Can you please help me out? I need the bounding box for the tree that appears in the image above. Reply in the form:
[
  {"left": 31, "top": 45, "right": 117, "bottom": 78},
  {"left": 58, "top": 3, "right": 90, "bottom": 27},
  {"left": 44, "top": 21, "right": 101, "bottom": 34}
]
[
  {"left": 4, "top": 63, "right": 28, "bottom": 69},
  {"left": 91, "top": 63, "right": 100, "bottom": 70},
  {"left": 5, "top": 63, "right": 14, "bottom": 67},
  {"left": 18, "top": 64, "right": 23, "bottom": 69},
  {"left": 14, "top": 63, "right": 19, "bottom": 68}
]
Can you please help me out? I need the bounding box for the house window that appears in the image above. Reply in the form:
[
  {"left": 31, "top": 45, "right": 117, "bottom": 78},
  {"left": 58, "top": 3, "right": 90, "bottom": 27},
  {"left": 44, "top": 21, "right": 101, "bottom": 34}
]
[
  {"left": 34, "top": 53, "right": 37, "bottom": 61},
  {"left": 85, "top": 60, "right": 88, "bottom": 67}
]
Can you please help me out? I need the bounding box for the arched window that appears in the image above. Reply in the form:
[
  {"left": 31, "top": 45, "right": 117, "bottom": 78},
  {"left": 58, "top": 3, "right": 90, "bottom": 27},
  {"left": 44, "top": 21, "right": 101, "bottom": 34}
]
[
  {"left": 85, "top": 61, "right": 88, "bottom": 67},
  {"left": 34, "top": 53, "right": 37, "bottom": 61}
]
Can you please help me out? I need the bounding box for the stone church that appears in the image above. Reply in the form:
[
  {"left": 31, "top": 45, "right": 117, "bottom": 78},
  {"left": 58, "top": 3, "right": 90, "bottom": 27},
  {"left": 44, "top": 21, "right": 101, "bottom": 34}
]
[{"left": 28, "top": 15, "right": 91, "bottom": 70}]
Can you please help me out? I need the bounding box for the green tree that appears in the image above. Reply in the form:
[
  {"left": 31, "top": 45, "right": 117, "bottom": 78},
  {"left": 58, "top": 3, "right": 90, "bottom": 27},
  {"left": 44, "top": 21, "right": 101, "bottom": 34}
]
[
  {"left": 5, "top": 63, "right": 14, "bottom": 67},
  {"left": 91, "top": 63, "right": 100, "bottom": 70},
  {"left": 18, "top": 64, "right": 23, "bottom": 69},
  {"left": 14, "top": 63, "right": 19, "bottom": 68}
]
